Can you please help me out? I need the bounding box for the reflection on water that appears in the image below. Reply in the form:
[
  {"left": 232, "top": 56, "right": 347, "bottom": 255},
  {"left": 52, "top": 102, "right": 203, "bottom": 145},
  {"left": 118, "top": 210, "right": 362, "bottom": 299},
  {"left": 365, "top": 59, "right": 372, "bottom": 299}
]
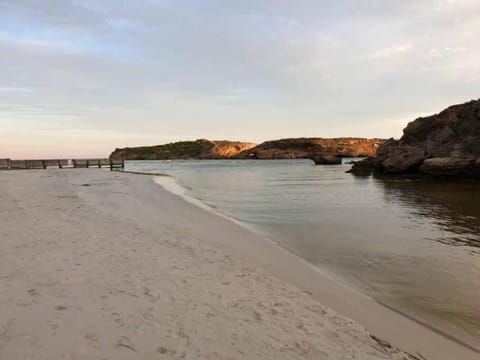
[
  {"left": 126, "top": 159, "right": 480, "bottom": 346},
  {"left": 379, "top": 178, "right": 480, "bottom": 249}
]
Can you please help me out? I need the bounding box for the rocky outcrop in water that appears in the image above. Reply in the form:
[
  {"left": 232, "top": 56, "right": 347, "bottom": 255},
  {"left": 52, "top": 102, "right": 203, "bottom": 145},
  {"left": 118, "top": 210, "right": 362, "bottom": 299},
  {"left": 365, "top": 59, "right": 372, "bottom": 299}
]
[
  {"left": 310, "top": 153, "right": 342, "bottom": 165},
  {"left": 349, "top": 99, "right": 480, "bottom": 177},
  {"left": 235, "top": 138, "right": 384, "bottom": 160},
  {"left": 110, "top": 139, "right": 256, "bottom": 160}
]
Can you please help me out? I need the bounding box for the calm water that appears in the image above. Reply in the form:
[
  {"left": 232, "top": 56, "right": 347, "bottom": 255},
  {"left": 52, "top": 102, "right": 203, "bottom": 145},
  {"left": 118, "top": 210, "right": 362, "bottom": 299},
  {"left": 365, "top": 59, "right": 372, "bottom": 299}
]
[{"left": 126, "top": 159, "right": 480, "bottom": 345}]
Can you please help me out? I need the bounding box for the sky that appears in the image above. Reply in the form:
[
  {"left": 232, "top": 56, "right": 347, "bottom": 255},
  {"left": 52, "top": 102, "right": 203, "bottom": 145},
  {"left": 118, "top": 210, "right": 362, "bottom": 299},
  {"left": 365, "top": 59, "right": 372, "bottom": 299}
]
[{"left": 1, "top": 0, "right": 480, "bottom": 158}]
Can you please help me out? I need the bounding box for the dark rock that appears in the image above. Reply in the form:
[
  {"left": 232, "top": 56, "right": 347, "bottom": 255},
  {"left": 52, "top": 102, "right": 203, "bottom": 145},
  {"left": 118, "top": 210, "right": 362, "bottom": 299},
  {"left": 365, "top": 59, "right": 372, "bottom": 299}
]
[
  {"left": 349, "top": 98, "right": 480, "bottom": 177},
  {"left": 382, "top": 146, "right": 425, "bottom": 173},
  {"left": 419, "top": 157, "right": 478, "bottom": 177},
  {"left": 310, "top": 153, "right": 342, "bottom": 165},
  {"left": 375, "top": 138, "right": 398, "bottom": 158},
  {"left": 347, "top": 157, "right": 377, "bottom": 175}
]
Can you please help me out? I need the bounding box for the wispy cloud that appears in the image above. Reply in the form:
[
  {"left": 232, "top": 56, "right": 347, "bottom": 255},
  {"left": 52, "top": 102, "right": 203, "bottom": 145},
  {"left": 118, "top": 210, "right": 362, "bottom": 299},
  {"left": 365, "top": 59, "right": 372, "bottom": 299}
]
[
  {"left": 0, "top": 86, "right": 34, "bottom": 96},
  {"left": 369, "top": 43, "right": 413, "bottom": 59},
  {"left": 429, "top": 46, "right": 467, "bottom": 58},
  {"left": 0, "top": 31, "right": 78, "bottom": 52},
  {"left": 1, "top": 0, "right": 480, "bottom": 158}
]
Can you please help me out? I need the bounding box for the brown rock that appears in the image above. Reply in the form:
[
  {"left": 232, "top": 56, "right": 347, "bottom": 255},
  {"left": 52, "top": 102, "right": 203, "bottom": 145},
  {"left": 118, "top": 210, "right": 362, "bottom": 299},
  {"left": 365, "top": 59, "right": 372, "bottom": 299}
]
[
  {"left": 347, "top": 157, "right": 378, "bottom": 175},
  {"left": 112, "top": 138, "right": 385, "bottom": 161},
  {"left": 236, "top": 138, "right": 385, "bottom": 160},
  {"left": 382, "top": 146, "right": 425, "bottom": 173},
  {"left": 110, "top": 139, "right": 256, "bottom": 160},
  {"left": 349, "top": 98, "right": 480, "bottom": 177},
  {"left": 420, "top": 157, "right": 476, "bottom": 176},
  {"left": 310, "top": 154, "right": 342, "bottom": 165}
]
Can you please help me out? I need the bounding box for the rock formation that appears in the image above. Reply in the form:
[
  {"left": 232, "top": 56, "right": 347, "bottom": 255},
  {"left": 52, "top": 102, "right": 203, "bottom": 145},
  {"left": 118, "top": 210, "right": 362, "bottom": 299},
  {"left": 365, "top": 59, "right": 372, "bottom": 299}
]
[
  {"left": 310, "top": 153, "right": 342, "bottom": 165},
  {"left": 349, "top": 99, "right": 480, "bottom": 177},
  {"left": 111, "top": 138, "right": 384, "bottom": 162},
  {"left": 234, "top": 138, "right": 384, "bottom": 160},
  {"left": 110, "top": 139, "right": 256, "bottom": 160}
]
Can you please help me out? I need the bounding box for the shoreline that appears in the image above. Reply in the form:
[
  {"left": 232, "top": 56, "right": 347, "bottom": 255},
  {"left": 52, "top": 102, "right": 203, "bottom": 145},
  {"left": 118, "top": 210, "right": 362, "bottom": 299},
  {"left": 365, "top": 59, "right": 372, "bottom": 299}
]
[
  {"left": 153, "top": 170, "right": 480, "bottom": 356},
  {"left": 0, "top": 169, "right": 478, "bottom": 359},
  {"left": 154, "top": 170, "right": 480, "bottom": 354}
]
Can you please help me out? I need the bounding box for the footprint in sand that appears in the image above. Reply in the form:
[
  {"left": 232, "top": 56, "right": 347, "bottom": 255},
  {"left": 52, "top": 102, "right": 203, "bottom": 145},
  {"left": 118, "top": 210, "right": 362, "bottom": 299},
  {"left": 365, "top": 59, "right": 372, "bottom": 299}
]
[
  {"left": 143, "top": 286, "right": 161, "bottom": 301},
  {"left": 111, "top": 312, "right": 125, "bottom": 328},
  {"left": 115, "top": 336, "right": 136, "bottom": 352},
  {"left": 85, "top": 333, "right": 99, "bottom": 342},
  {"left": 68, "top": 344, "right": 89, "bottom": 360},
  {"left": 27, "top": 288, "right": 40, "bottom": 297}
]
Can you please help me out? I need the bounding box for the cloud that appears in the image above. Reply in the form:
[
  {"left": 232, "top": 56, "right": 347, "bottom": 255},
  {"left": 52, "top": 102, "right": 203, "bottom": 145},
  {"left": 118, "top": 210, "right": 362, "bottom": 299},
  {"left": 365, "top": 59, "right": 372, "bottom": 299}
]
[
  {"left": 429, "top": 46, "right": 467, "bottom": 59},
  {"left": 369, "top": 43, "right": 413, "bottom": 59},
  {"left": 1, "top": 0, "right": 480, "bottom": 158},
  {"left": 0, "top": 86, "right": 34, "bottom": 96},
  {"left": 0, "top": 0, "right": 105, "bottom": 27},
  {"left": 0, "top": 30, "right": 79, "bottom": 52}
]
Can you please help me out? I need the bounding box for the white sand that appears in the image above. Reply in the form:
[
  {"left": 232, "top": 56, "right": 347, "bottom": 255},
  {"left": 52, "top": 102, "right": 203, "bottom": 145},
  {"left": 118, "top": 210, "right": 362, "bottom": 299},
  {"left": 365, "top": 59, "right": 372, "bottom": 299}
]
[{"left": 0, "top": 169, "right": 477, "bottom": 359}]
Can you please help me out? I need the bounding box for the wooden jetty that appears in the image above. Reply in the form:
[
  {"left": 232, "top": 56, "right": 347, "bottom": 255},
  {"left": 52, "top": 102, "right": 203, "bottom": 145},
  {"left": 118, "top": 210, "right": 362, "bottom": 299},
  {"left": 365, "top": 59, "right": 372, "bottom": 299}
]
[{"left": 0, "top": 158, "right": 124, "bottom": 171}]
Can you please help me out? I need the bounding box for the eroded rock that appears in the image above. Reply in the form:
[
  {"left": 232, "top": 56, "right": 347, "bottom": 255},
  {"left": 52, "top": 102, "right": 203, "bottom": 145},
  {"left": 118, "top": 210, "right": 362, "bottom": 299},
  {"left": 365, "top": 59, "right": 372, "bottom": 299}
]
[
  {"left": 420, "top": 157, "right": 478, "bottom": 176},
  {"left": 310, "top": 153, "right": 342, "bottom": 165},
  {"left": 349, "top": 98, "right": 480, "bottom": 177}
]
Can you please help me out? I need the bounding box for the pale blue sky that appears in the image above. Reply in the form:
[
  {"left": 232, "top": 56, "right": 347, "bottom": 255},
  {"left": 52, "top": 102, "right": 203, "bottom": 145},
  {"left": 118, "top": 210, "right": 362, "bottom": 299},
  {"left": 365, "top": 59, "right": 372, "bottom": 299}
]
[{"left": 1, "top": 0, "right": 479, "bottom": 158}]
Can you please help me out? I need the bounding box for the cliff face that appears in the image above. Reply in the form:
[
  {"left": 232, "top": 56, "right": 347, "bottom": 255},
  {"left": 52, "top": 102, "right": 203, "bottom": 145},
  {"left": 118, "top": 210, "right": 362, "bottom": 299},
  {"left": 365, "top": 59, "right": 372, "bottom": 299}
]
[
  {"left": 110, "top": 139, "right": 256, "bottom": 160},
  {"left": 210, "top": 141, "right": 257, "bottom": 158},
  {"left": 349, "top": 99, "right": 480, "bottom": 177},
  {"left": 111, "top": 138, "right": 384, "bottom": 161},
  {"left": 235, "top": 138, "right": 385, "bottom": 159}
]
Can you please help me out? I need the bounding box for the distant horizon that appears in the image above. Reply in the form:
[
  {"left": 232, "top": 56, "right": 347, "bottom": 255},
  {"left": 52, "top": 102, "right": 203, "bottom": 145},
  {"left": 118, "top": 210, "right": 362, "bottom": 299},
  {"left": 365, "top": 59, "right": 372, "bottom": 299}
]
[
  {"left": 2, "top": 1, "right": 480, "bottom": 158},
  {"left": 4, "top": 134, "right": 387, "bottom": 160},
  {"left": 0, "top": 100, "right": 472, "bottom": 159},
  {"left": 3, "top": 96, "right": 477, "bottom": 159}
]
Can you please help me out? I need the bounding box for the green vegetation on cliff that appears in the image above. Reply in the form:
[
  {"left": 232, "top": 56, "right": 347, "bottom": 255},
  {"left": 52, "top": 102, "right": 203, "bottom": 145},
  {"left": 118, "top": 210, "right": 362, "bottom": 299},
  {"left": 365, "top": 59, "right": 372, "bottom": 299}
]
[
  {"left": 235, "top": 138, "right": 384, "bottom": 159},
  {"left": 110, "top": 139, "right": 256, "bottom": 160},
  {"left": 111, "top": 138, "right": 384, "bottom": 161}
]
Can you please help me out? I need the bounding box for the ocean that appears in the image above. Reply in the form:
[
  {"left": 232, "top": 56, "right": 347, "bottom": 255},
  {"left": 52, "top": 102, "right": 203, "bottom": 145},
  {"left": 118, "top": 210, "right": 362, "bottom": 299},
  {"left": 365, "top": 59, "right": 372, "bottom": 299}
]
[{"left": 126, "top": 159, "right": 480, "bottom": 346}]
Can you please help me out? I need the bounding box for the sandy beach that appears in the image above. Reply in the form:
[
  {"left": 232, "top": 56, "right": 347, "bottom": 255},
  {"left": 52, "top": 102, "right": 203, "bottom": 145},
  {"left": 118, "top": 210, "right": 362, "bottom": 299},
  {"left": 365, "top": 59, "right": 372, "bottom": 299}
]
[{"left": 0, "top": 169, "right": 477, "bottom": 360}]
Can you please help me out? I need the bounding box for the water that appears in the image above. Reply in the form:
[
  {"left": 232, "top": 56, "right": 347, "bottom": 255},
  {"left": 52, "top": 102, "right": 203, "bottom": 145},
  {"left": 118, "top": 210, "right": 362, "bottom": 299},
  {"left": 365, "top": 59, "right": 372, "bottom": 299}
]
[{"left": 126, "top": 159, "right": 480, "bottom": 345}]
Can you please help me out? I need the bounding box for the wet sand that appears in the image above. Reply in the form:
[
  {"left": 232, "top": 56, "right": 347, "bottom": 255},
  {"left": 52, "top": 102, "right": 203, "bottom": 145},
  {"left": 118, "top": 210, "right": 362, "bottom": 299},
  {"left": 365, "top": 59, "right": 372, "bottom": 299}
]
[{"left": 0, "top": 169, "right": 477, "bottom": 359}]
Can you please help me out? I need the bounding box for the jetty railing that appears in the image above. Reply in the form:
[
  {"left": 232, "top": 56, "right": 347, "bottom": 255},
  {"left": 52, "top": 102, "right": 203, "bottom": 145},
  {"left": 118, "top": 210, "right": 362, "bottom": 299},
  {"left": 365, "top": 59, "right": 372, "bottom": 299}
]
[{"left": 0, "top": 158, "right": 124, "bottom": 171}]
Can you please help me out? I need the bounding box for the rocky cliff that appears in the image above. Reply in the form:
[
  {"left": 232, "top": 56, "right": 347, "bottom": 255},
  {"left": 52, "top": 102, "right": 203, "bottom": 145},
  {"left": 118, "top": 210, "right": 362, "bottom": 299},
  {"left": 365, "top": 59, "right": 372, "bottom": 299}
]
[
  {"left": 234, "top": 138, "right": 385, "bottom": 159},
  {"left": 111, "top": 138, "right": 384, "bottom": 162},
  {"left": 349, "top": 99, "right": 480, "bottom": 177},
  {"left": 110, "top": 139, "right": 256, "bottom": 160}
]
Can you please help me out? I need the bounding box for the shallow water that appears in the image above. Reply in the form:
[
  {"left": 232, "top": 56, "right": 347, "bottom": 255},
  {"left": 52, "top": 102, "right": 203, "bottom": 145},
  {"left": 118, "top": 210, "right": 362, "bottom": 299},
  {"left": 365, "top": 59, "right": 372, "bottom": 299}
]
[{"left": 126, "top": 159, "right": 480, "bottom": 345}]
